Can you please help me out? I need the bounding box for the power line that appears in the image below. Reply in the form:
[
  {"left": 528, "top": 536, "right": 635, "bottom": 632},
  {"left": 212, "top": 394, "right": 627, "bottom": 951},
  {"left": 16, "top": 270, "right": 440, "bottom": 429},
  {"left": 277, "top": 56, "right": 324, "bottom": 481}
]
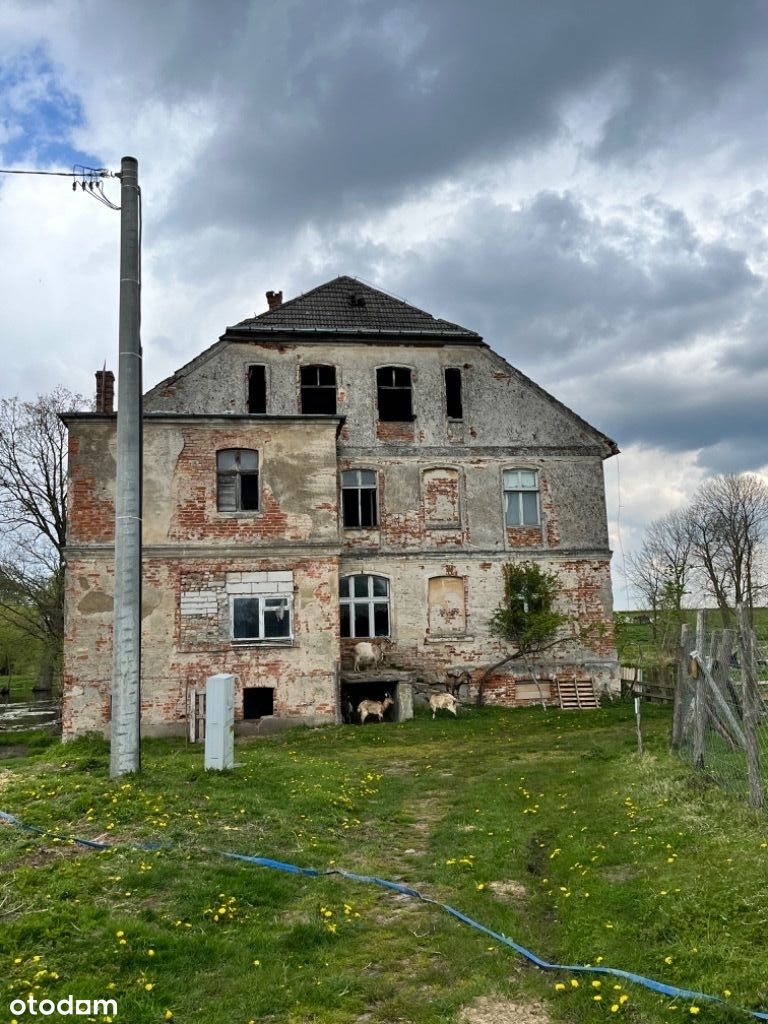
[{"left": 0, "top": 164, "right": 121, "bottom": 209}]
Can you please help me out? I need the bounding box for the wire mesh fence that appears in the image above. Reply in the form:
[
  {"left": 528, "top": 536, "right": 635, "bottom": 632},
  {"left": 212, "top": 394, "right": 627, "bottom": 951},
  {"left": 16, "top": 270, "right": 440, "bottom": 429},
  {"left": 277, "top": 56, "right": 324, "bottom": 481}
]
[{"left": 673, "top": 607, "right": 767, "bottom": 812}]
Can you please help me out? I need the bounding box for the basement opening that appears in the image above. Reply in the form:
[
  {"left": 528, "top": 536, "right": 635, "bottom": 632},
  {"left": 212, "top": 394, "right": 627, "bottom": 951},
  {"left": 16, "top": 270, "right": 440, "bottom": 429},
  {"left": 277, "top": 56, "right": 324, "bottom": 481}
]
[
  {"left": 341, "top": 681, "right": 395, "bottom": 724},
  {"left": 243, "top": 686, "right": 274, "bottom": 719}
]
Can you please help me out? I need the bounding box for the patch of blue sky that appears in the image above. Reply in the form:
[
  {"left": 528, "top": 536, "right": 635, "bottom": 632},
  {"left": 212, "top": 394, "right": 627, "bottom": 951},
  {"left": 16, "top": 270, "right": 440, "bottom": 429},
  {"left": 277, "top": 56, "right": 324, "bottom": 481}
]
[{"left": 0, "top": 47, "right": 102, "bottom": 170}]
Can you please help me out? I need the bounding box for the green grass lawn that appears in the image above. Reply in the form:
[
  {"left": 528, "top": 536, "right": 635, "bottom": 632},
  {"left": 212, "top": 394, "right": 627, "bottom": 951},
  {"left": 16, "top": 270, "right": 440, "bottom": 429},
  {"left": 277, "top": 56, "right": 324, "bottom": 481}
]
[{"left": 1, "top": 704, "right": 767, "bottom": 1024}]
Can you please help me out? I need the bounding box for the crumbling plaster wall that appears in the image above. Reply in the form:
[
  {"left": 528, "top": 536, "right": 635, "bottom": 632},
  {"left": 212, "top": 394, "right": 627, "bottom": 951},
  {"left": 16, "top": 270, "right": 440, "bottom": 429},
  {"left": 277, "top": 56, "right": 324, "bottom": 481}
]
[
  {"left": 338, "top": 554, "right": 617, "bottom": 694},
  {"left": 144, "top": 341, "right": 612, "bottom": 453},
  {"left": 62, "top": 554, "right": 340, "bottom": 739},
  {"left": 67, "top": 417, "right": 340, "bottom": 546},
  {"left": 63, "top": 415, "right": 342, "bottom": 739}
]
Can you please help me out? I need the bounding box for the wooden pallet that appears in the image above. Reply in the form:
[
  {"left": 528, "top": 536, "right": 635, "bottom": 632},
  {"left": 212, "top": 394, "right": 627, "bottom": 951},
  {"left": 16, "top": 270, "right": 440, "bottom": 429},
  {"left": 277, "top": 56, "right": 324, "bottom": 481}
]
[{"left": 556, "top": 678, "right": 599, "bottom": 710}]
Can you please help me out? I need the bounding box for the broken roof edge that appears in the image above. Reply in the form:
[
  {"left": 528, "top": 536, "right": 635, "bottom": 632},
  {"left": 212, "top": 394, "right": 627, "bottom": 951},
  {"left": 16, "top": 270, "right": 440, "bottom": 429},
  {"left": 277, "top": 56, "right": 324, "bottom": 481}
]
[
  {"left": 60, "top": 411, "right": 347, "bottom": 438},
  {"left": 488, "top": 350, "right": 619, "bottom": 459},
  {"left": 221, "top": 325, "right": 486, "bottom": 343}
]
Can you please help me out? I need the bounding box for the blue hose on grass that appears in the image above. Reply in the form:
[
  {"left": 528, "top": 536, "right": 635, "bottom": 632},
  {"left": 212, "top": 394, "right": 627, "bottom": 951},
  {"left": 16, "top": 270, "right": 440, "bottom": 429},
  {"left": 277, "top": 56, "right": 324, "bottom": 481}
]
[{"left": 2, "top": 809, "right": 766, "bottom": 1021}]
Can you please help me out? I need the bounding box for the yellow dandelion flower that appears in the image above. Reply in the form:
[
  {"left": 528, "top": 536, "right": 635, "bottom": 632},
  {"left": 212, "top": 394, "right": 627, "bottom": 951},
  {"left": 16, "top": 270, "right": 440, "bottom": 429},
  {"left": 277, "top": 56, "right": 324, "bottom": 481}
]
[
  {"left": 554, "top": 983, "right": 566, "bottom": 992},
  {"left": 592, "top": 980, "right": 602, "bottom": 989},
  {"left": 570, "top": 979, "right": 579, "bottom": 988},
  {"left": 164, "top": 1012, "right": 174, "bottom": 1021},
  {"left": 690, "top": 1008, "right": 700, "bottom": 1015},
  {"left": 144, "top": 983, "right": 154, "bottom": 991},
  {"left": 594, "top": 995, "right": 603, "bottom": 1002}
]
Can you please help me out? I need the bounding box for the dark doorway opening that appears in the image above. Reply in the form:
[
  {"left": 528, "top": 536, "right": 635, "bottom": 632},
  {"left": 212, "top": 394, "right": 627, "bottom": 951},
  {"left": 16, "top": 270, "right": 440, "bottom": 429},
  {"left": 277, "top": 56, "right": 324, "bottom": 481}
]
[
  {"left": 243, "top": 686, "right": 274, "bottom": 719},
  {"left": 340, "top": 681, "right": 395, "bottom": 724}
]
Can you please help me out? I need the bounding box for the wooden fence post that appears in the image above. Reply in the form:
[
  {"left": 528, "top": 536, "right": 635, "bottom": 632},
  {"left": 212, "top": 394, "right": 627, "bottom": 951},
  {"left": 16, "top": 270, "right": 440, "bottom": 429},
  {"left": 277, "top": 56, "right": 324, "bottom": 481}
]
[
  {"left": 693, "top": 610, "right": 707, "bottom": 770},
  {"left": 737, "top": 604, "right": 765, "bottom": 811},
  {"left": 672, "top": 623, "right": 690, "bottom": 750}
]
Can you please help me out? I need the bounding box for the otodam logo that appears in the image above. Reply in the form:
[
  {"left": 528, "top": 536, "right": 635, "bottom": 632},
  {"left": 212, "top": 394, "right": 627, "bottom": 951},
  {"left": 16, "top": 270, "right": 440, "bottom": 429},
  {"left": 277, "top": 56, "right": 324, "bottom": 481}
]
[{"left": 9, "top": 995, "right": 118, "bottom": 1018}]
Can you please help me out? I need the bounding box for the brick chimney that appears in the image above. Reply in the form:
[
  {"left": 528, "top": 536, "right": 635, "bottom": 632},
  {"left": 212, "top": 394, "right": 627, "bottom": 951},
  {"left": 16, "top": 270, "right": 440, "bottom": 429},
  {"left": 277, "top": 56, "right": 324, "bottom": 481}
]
[
  {"left": 266, "top": 290, "right": 283, "bottom": 310},
  {"left": 95, "top": 369, "right": 115, "bottom": 413}
]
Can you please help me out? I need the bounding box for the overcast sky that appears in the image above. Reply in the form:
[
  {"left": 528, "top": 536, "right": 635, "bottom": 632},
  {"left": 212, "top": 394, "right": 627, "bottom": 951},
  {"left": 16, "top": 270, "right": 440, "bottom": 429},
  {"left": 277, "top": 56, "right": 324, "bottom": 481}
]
[{"left": 2, "top": 0, "right": 767, "bottom": 608}]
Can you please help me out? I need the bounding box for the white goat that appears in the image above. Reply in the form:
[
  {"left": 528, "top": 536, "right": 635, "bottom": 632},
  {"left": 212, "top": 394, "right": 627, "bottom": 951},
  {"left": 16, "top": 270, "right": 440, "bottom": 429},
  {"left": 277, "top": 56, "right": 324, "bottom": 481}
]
[
  {"left": 429, "top": 692, "right": 459, "bottom": 719},
  {"left": 353, "top": 641, "right": 382, "bottom": 673},
  {"left": 358, "top": 694, "right": 394, "bottom": 724}
]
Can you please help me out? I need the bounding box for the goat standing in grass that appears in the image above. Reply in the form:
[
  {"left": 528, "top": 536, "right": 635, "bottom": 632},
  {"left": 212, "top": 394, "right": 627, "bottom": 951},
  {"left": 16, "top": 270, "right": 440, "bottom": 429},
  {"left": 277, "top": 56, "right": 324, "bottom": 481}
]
[{"left": 429, "top": 692, "right": 459, "bottom": 719}]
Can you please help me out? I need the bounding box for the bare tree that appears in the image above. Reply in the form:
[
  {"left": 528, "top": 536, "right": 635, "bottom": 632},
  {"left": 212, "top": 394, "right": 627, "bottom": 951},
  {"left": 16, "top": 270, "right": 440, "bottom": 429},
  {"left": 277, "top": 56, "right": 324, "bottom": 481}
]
[
  {"left": 626, "top": 509, "right": 695, "bottom": 643},
  {"left": 0, "top": 388, "right": 88, "bottom": 682},
  {"left": 686, "top": 473, "right": 768, "bottom": 627}
]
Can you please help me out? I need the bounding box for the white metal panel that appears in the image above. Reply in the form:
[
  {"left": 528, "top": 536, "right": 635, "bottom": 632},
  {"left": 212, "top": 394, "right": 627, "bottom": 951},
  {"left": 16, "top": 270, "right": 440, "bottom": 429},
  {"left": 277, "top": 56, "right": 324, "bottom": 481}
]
[{"left": 204, "top": 673, "right": 235, "bottom": 770}]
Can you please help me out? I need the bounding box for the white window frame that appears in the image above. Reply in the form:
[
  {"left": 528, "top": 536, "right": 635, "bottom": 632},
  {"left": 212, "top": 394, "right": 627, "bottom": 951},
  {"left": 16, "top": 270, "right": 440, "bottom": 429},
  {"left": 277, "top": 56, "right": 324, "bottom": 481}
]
[
  {"left": 340, "top": 574, "right": 391, "bottom": 638},
  {"left": 341, "top": 469, "right": 378, "bottom": 528},
  {"left": 503, "top": 468, "right": 540, "bottom": 527},
  {"left": 230, "top": 594, "right": 293, "bottom": 642}
]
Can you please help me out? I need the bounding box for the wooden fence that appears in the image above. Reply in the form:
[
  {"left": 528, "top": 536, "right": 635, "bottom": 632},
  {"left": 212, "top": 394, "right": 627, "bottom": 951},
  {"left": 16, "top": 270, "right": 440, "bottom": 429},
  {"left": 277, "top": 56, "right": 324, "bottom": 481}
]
[{"left": 619, "top": 664, "right": 676, "bottom": 704}]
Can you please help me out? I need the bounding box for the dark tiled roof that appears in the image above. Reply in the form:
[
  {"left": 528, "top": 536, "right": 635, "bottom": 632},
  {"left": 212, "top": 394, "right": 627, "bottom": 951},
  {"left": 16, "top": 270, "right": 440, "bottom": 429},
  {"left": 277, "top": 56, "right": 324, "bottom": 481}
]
[{"left": 227, "top": 276, "right": 481, "bottom": 339}]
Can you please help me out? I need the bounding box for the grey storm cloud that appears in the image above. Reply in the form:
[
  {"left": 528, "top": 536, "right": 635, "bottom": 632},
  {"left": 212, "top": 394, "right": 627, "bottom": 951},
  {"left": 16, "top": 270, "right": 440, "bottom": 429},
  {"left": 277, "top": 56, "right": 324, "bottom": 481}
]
[
  {"left": 305, "top": 189, "right": 767, "bottom": 471},
  {"left": 45, "top": 0, "right": 768, "bottom": 236}
]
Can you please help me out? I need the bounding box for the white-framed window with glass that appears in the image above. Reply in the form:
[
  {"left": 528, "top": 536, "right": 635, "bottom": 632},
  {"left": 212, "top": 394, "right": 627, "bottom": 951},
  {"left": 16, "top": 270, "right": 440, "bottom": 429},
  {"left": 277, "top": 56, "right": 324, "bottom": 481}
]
[
  {"left": 341, "top": 469, "right": 378, "bottom": 528},
  {"left": 340, "top": 574, "right": 390, "bottom": 638},
  {"left": 231, "top": 595, "right": 292, "bottom": 641},
  {"left": 503, "top": 469, "right": 540, "bottom": 526}
]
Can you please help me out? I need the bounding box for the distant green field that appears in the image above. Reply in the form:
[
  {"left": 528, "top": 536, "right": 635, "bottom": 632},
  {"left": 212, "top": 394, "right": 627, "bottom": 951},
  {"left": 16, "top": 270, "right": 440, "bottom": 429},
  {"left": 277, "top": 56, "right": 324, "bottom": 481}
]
[{"left": 614, "top": 607, "right": 768, "bottom": 665}]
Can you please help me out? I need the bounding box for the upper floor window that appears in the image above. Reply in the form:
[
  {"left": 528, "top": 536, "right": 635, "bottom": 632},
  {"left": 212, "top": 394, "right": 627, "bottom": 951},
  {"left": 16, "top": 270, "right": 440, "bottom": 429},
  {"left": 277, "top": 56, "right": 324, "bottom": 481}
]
[
  {"left": 340, "top": 574, "right": 390, "bottom": 638},
  {"left": 247, "top": 365, "right": 266, "bottom": 414},
  {"left": 217, "top": 449, "right": 259, "bottom": 512},
  {"left": 503, "top": 469, "right": 539, "bottom": 527},
  {"left": 376, "top": 366, "right": 413, "bottom": 421},
  {"left": 444, "top": 368, "right": 463, "bottom": 419},
  {"left": 341, "top": 470, "right": 378, "bottom": 528},
  {"left": 300, "top": 365, "right": 337, "bottom": 414}
]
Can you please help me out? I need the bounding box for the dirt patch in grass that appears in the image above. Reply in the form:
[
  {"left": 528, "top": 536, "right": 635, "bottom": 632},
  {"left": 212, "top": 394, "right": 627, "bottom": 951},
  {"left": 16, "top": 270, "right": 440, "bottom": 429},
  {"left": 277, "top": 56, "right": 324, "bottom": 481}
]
[
  {"left": 461, "top": 995, "right": 552, "bottom": 1024},
  {"left": 487, "top": 880, "right": 528, "bottom": 903}
]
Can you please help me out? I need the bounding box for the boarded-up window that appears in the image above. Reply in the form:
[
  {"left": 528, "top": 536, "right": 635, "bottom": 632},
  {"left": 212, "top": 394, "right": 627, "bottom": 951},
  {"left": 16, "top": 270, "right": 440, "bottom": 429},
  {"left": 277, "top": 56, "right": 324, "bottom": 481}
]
[
  {"left": 423, "top": 468, "right": 460, "bottom": 526},
  {"left": 428, "top": 576, "right": 466, "bottom": 636}
]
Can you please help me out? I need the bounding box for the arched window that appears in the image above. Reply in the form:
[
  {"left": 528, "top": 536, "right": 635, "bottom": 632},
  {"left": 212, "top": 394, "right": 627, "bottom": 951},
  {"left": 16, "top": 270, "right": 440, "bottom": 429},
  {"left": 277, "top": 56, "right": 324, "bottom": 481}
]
[
  {"left": 340, "top": 574, "right": 390, "bottom": 638},
  {"left": 217, "top": 449, "right": 259, "bottom": 511},
  {"left": 503, "top": 469, "right": 539, "bottom": 526}
]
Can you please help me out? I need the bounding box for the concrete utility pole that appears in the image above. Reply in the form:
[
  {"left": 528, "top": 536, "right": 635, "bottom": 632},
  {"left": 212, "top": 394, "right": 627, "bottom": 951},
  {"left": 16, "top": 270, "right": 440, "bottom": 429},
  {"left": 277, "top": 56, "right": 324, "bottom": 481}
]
[{"left": 110, "top": 156, "right": 142, "bottom": 777}]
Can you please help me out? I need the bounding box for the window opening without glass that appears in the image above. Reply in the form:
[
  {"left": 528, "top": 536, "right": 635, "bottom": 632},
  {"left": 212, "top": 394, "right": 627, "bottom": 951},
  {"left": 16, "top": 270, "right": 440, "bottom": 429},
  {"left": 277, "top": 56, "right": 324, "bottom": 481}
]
[
  {"left": 341, "top": 470, "right": 378, "bottom": 528},
  {"left": 217, "top": 449, "right": 259, "bottom": 512},
  {"left": 247, "top": 365, "right": 266, "bottom": 414},
  {"left": 376, "top": 366, "right": 414, "bottom": 421},
  {"left": 444, "top": 368, "right": 463, "bottom": 419},
  {"left": 340, "top": 574, "right": 390, "bottom": 638},
  {"left": 300, "top": 365, "right": 337, "bottom": 414},
  {"left": 503, "top": 469, "right": 540, "bottom": 526}
]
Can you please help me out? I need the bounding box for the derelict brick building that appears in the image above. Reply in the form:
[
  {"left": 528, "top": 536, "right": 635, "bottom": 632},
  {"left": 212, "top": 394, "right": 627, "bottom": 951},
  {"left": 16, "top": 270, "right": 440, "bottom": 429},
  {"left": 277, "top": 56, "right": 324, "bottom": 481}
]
[{"left": 62, "top": 276, "right": 619, "bottom": 738}]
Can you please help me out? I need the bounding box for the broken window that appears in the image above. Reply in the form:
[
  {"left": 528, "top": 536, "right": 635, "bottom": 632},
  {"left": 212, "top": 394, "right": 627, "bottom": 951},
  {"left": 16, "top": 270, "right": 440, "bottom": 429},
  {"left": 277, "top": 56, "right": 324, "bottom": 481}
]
[
  {"left": 376, "top": 366, "right": 414, "bottom": 421},
  {"left": 444, "top": 368, "right": 463, "bottom": 419},
  {"left": 247, "top": 365, "right": 266, "bottom": 414},
  {"left": 231, "top": 595, "right": 291, "bottom": 640},
  {"left": 217, "top": 449, "right": 259, "bottom": 512},
  {"left": 340, "top": 574, "right": 390, "bottom": 638},
  {"left": 503, "top": 469, "right": 540, "bottom": 526},
  {"left": 428, "top": 576, "right": 467, "bottom": 636},
  {"left": 341, "top": 469, "right": 378, "bottom": 528},
  {"left": 423, "top": 468, "right": 460, "bottom": 526},
  {"left": 243, "top": 687, "right": 274, "bottom": 718},
  {"left": 300, "top": 365, "right": 337, "bottom": 414}
]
